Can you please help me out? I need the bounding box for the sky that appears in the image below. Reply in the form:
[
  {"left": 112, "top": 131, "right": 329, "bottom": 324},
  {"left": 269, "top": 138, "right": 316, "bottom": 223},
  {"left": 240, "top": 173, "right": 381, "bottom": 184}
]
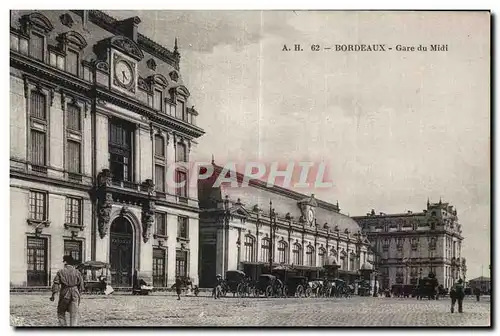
[{"left": 109, "top": 10, "right": 491, "bottom": 279}]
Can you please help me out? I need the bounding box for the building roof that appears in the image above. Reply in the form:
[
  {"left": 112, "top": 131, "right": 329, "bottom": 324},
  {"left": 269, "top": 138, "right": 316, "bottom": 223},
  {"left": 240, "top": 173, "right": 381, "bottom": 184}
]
[
  {"left": 198, "top": 164, "right": 361, "bottom": 233},
  {"left": 468, "top": 276, "right": 490, "bottom": 282}
]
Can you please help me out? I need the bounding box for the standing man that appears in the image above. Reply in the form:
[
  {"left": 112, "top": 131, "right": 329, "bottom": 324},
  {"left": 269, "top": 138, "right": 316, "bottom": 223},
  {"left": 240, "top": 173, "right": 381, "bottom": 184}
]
[
  {"left": 175, "top": 276, "right": 182, "bottom": 300},
  {"left": 450, "top": 278, "right": 465, "bottom": 313},
  {"left": 50, "top": 255, "right": 85, "bottom": 326},
  {"left": 474, "top": 287, "right": 481, "bottom": 302}
]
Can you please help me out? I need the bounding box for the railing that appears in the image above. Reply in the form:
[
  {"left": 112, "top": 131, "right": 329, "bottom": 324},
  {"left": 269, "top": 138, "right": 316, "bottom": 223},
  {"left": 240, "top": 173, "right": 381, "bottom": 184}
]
[{"left": 31, "top": 165, "right": 47, "bottom": 174}]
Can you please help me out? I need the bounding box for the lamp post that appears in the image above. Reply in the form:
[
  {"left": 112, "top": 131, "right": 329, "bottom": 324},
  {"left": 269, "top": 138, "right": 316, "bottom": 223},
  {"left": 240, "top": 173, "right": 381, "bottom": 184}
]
[
  {"left": 222, "top": 195, "right": 230, "bottom": 278},
  {"left": 269, "top": 200, "right": 276, "bottom": 273}
]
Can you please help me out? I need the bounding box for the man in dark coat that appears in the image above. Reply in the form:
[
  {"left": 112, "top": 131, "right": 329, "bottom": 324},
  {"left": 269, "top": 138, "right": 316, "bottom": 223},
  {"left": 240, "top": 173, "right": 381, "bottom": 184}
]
[
  {"left": 50, "top": 255, "right": 85, "bottom": 326},
  {"left": 450, "top": 279, "right": 465, "bottom": 313},
  {"left": 474, "top": 287, "right": 481, "bottom": 302},
  {"left": 175, "top": 276, "right": 182, "bottom": 300}
]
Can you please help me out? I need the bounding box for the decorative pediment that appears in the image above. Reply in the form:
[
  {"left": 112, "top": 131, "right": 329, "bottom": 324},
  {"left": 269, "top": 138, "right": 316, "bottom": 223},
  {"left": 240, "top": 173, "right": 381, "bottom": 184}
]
[
  {"left": 297, "top": 194, "right": 318, "bottom": 207},
  {"left": 105, "top": 35, "right": 144, "bottom": 61},
  {"left": 227, "top": 204, "right": 250, "bottom": 218},
  {"left": 147, "top": 74, "right": 168, "bottom": 88},
  {"left": 173, "top": 85, "right": 190, "bottom": 98},
  {"left": 20, "top": 12, "right": 54, "bottom": 34},
  {"left": 57, "top": 31, "right": 87, "bottom": 50}
]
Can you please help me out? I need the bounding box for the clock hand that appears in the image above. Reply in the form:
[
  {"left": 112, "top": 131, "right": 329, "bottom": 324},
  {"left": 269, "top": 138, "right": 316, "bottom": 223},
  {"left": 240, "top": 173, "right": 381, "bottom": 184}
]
[{"left": 122, "top": 71, "right": 128, "bottom": 81}]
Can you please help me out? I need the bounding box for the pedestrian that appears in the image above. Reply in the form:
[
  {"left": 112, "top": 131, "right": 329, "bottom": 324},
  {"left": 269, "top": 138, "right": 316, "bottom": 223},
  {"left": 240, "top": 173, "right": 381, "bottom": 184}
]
[
  {"left": 213, "top": 274, "right": 223, "bottom": 299},
  {"left": 450, "top": 278, "right": 465, "bottom": 313},
  {"left": 175, "top": 276, "right": 182, "bottom": 300},
  {"left": 50, "top": 255, "right": 85, "bottom": 327},
  {"left": 474, "top": 287, "right": 481, "bottom": 302}
]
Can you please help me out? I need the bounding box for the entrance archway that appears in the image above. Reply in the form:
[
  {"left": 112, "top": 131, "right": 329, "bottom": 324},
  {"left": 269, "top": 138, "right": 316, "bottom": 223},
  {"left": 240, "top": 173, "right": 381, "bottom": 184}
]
[{"left": 109, "top": 217, "right": 134, "bottom": 286}]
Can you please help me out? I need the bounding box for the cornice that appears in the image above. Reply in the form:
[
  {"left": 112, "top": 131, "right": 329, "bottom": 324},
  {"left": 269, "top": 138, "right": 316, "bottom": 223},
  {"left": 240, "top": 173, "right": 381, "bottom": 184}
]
[
  {"left": 10, "top": 170, "right": 93, "bottom": 193},
  {"left": 83, "top": 10, "right": 180, "bottom": 70},
  {"left": 96, "top": 88, "right": 205, "bottom": 138}
]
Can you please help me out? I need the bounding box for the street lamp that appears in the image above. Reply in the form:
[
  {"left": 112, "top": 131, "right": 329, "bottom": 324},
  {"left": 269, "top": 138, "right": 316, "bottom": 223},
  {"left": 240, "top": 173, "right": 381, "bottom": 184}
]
[{"left": 269, "top": 200, "right": 276, "bottom": 273}]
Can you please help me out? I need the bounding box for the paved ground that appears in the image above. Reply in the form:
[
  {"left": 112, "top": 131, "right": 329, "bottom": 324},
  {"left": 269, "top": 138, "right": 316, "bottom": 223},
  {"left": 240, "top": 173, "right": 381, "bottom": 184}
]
[{"left": 10, "top": 293, "right": 491, "bottom": 327}]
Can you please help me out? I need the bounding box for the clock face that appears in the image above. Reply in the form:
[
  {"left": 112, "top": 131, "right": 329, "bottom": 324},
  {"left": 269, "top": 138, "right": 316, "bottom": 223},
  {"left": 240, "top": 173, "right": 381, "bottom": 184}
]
[
  {"left": 115, "top": 60, "right": 133, "bottom": 86},
  {"left": 307, "top": 208, "right": 314, "bottom": 223}
]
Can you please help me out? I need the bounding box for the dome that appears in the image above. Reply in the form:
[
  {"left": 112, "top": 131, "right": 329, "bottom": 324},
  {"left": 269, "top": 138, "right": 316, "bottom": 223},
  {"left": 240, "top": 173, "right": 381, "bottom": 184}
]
[{"left": 360, "top": 262, "right": 373, "bottom": 270}]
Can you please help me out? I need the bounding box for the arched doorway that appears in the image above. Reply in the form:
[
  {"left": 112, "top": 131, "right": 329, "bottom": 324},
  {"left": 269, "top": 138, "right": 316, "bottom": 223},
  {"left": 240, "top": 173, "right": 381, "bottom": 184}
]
[{"left": 109, "top": 217, "right": 134, "bottom": 286}]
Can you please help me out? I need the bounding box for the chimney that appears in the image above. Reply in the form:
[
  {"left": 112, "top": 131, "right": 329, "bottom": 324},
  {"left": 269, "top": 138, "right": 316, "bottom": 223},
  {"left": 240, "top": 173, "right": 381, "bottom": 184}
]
[{"left": 118, "top": 16, "right": 141, "bottom": 42}]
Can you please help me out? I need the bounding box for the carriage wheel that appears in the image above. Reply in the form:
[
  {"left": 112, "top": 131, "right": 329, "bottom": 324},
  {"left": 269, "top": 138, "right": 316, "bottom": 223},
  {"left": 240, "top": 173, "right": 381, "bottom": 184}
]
[
  {"left": 265, "top": 285, "right": 273, "bottom": 298},
  {"left": 237, "top": 283, "right": 244, "bottom": 298},
  {"left": 296, "top": 285, "right": 304, "bottom": 298},
  {"left": 305, "top": 288, "right": 313, "bottom": 298},
  {"left": 282, "top": 286, "right": 289, "bottom": 298}
]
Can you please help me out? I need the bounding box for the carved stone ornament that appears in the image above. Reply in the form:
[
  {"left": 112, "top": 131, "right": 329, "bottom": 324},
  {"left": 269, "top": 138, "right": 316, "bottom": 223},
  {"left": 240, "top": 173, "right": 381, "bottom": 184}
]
[
  {"left": 98, "top": 193, "right": 113, "bottom": 239},
  {"left": 95, "top": 60, "right": 110, "bottom": 73},
  {"left": 97, "top": 169, "right": 113, "bottom": 187},
  {"left": 60, "top": 13, "right": 74, "bottom": 28},
  {"left": 147, "top": 58, "right": 157, "bottom": 71},
  {"left": 141, "top": 200, "right": 155, "bottom": 243},
  {"left": 110, "top": 36, "right": 144, "bottom": 61},
  {"left": 142, "top": 179, "right": 155, "bottom": 195},
  {"left": 169, "top": 71, "right": 179, "bottom": 82},
  {"left": 138, "top": 76, "right": 149, "bottom": 92}
]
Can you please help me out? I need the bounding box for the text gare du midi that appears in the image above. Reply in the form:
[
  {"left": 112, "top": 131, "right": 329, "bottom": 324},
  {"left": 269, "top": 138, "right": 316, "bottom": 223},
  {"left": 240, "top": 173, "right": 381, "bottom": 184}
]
[{"left": 282, "top": 44, "right": 449, "bottom": 52}]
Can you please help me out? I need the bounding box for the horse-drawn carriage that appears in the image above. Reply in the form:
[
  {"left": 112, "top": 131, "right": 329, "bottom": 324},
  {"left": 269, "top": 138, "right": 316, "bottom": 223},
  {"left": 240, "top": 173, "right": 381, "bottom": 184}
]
[
  {"left": 76, "top": 261, "right": 112, "bottom": 295},
  {"left": 254, "top": 274, "right": 284, "bottom": 298},
  {"left": 224, "top": 270, "right": 254, "bottom": 297},
  {"left": 282, "top": 275, "right": 309, "bottom": 297}
]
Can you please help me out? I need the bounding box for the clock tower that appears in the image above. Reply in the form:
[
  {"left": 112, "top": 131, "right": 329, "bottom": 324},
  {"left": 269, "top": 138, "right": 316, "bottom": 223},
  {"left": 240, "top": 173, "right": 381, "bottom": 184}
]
[{"left": 297, "top": 194, "right": 318, "bottom": 226}]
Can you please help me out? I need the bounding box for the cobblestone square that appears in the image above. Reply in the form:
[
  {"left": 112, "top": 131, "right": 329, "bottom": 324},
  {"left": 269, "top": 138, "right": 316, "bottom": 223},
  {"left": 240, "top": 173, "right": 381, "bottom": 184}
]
[{"left": 10, "top": 293, "right": 491, "bottom": 327}]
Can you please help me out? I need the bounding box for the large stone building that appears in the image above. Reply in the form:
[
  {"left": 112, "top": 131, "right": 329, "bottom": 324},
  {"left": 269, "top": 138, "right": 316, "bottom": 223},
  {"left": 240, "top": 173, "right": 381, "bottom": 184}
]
[
  {"left": 352, "top": 199, "right": 465, "bottom": 290},
  {"left": 198, "top": 163, "right": 374, "bottom": 287},
  {"left": 10, "top": 10, "right": 204, "bottom": 288}
]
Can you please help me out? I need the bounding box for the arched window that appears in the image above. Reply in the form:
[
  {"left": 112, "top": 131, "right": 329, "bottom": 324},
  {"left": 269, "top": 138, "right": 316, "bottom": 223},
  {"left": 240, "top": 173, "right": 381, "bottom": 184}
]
[
  {"left": 277, "top": 240, "right": 288, "bottom": 264},
  {"left": 306, "top": 245, "right": 314, "bottom": 266},
  {"left": 340, "top": 250, "right": 347, "bottom": 270},
  {"left": 292, "top": 243, "right": 303, "bottom": 265},
  {"left": 318, "top": 247, "right": 327, "bottom": 266},
  {"left": 244, "top": 235, "right": 256, "bottom": 262},
  {"left": 260, "top": 238, "right": 270, "bottom": 263},
  {"left": 349, "top": 252, "right": 356, "bottom": 271}
]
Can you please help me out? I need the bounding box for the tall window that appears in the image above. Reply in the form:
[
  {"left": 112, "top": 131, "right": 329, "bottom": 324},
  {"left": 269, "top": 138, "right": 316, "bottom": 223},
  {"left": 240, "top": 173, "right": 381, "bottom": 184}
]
[
  {"left": 306, "top": 245, "right": 314, "bottom": 266},
  {"left": 349, "top": 253, "right": 356, "bottom": 271},
  {"left": 176, "top": 143, "right": 188, "bottom": 162},
  {"left": 27, "top": 237, "right": 48, "bottom": 286},
  {"left": 109, "top": 119, "right": 133, "bottom": 182},
  {"left": 341, "top": 253, "right": 347, "bottom": 270},
  {"left": 277, "top": 241, "right": 288, "bottom": 264},
  {"left": 154, "top": 89, "right": 163, "bottom": 111},
  {"left": 30, "top": 91, "right": 46, "bottom": 120},
  {"left": 30, "top": 32, "right": 44, "bottom": 61},
  {"left": 429, "top": 238, "right": 437, "bottom": 251},
  {"left": 155, "top": 212, "right": 167, "bottom": 236},
  {"left": 154, "top": 135, "right": 165, "bottom": 158},
  {"left": 260, "top": 238, "right": 270, "bottom": 263},
  {"left": 175, "top": 250, "right": 188, "bottom": 278},
  {"left": 29, "top": 191, "right": 47, "bottom": 221},
  {"left": 66, "top": 49, "right": 79, "bottom": 76},
  {"left": 65, "top": 197, "right": 82, "bottom": 226},
  {"left": 67, "top": 104, "right": 81, "bottom": 131},
  {"left": 31, "top": 129, "right": 46, "bottom": 166},
  {"left": 64, "top": 240, "right": 82, "bottom": 264},
  {"left": 177, "top": 216, "right": 188, "bottom": 239},
  {"left": 175, "top": 170, "right": 188, "bottom": 198},
  {"left": 67, "top": 140, "right": 81, "bottom": 173},
  {"left": 318, "top": 248, "right": 326, "bottom": 266},
  {"left": 176, "top": 100, "right": 185, "bottom": 120},
  {"left": 292, "top": 243, "right": 302, "bottom": 265},
  {"left": 153, "top": 248, "right": 166, "bottom": 287},
  {"left": 244, "top": 235, "right": 255, "bottom": 262},
  {"left": 155, "top": 165, "right": 165, "bottom": 192}
]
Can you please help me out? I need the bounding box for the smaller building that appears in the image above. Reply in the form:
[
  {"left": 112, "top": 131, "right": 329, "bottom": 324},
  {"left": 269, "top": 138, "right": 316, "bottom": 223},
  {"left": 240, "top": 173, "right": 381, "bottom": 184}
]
[
  {"left": 197, "top": 163, "right": 374, "bottom": 287},
  {"left": 468, "top": 276, "right": 491, "bottom": 294}
]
